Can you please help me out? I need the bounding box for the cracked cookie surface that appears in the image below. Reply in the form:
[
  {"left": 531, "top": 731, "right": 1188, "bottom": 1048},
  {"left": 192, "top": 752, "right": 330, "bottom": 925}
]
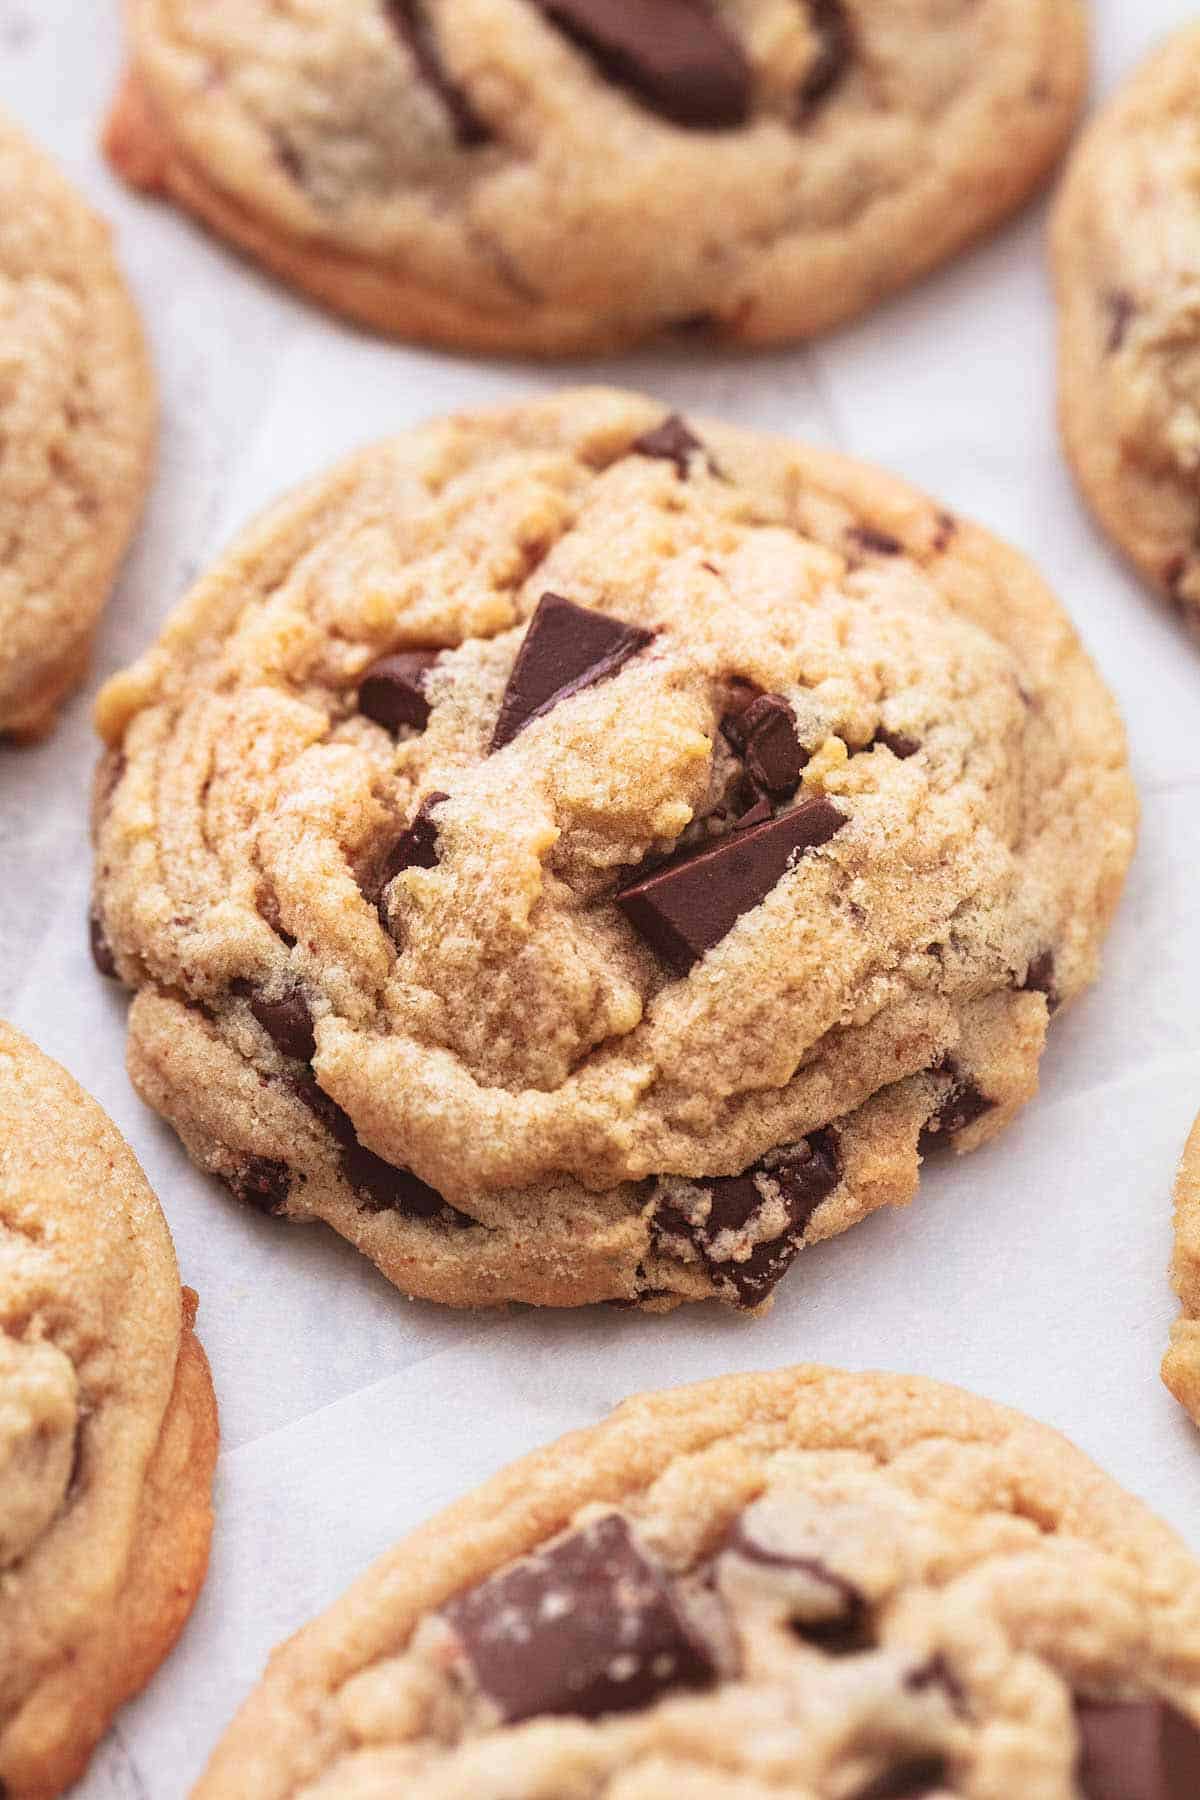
[
  {"left": 1164, "top": 1111, "right": 1200, "bottom": 1430},
  {"left": 1053, "top": 25, "right": 1200, "bottom": 636},
  {"left": 0, "top": 110, "right": 155, "bottom": 740},
  {"left": 104, "top": 0, "right": 1086, "bottom": 354},
  {"left": 0, "top": 1022, "right": 217, "bottom": 1800},
  {"left": 194, "top": 1365, "right": 1200, "bottom": 1798},
  {"left": 91, "top": 389, "right": 1136, "bottom": 1314}
]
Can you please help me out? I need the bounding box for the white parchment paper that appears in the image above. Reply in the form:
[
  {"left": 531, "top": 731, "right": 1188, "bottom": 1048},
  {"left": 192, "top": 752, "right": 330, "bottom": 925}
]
[{"left": 2, "top": 2, "right": 1199, "bottom": 1792}]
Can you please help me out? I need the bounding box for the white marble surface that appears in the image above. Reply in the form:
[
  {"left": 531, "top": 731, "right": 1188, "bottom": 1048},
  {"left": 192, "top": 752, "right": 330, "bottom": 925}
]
[{"left": 2, "top": 2, "right": 1199, "bottom": 1792}]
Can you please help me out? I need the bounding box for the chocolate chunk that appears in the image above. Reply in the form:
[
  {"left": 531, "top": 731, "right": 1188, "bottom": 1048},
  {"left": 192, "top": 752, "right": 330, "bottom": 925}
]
[
  {"left": 872, "top": 729, "right": 920, "bottom": 760},
  {"left": 1104, "top": 289, "right": 1136, "bottom": 356},
  {"left": 533, "top": 0, "right": 751, "bottom": 130},
  {"left": 797, "top": 0, "right": 854, "bottom": 118},
  {"left": 225, "top": 1156, "right": 291, "bottom": 1216},
  {"left": 854, "top": 1758, "right": 948, "bottom": 1800},
  {"left": 491, "top": 594, "right": 652, "bottom": 752},
  {"left": 920, "top": 1059, "right": 995, "bottom": 1147},
  {"left": 442, "top": 1512, "right": 716, "bottom": 1723},
  {"left": 384, "top": 0, "right": 490, "bottom": 144},
  {"left": 289, "top": 1070, "right": 472, "bottom": 1226},
  {"left": 652, "top": 1130, "right": 840, "bottom": 1306},
  {"left": 1021, "top": 948, "right": 1059, "bottom": 1012},
  {"left": 725, "top": 1518, "right": 870, "bottom": 1650},
  {"left": 89, "top": 906, "right": 117, "bottom": 979},
  {"left": 376, "top": 792, "right": 450, "bottom": 924},
  {"left": 631, "top": 413, "right": 707, "bottom": 478},
  {"left": 732, "top": 793, "right": 774, "bottom": 831},
  {"left": 1076, "top": 1698, "right": 1200, "bottom": 1800},
  {"left": 847, "top": 523, "right": 903, "bottom": 557},
  {"left": 233, "top": 981, "right": 316, "bottom": 1062},
  {"left": 618, "top": 796, "right": 846, "bottom": 974},
  {"left": 723, "top": 693, "right": 806, "bottom": 797},
  {"left": 358, "top": 649, "right": 440, "bottom": 733}
]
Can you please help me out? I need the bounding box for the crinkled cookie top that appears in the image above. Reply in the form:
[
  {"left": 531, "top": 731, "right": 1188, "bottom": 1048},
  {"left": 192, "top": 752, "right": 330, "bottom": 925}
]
[
  {"left": 195, "top": 1366, "right": 1200, "bottom": 1798},
  {"left": 92, "top": 389, "right": 1135, "bottom": 1312}
]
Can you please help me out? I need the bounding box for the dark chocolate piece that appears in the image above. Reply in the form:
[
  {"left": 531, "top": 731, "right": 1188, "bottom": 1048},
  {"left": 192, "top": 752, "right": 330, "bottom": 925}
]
[
  {"left": 618, "top": 796, "right": 846, "bottom": 973},
  {"left": 847, "top": 523, "right": 903, "bottom": 557},
  {"left": 385, "top": 0, "right": 490, "bottom": 144},
  {"left": 442, "top": 1512, "right": 716, "bottom": 1723},
  {"left": 725, "top": 1517, "right": 870, "bottom": 1650},
  {"left": 1075, "top": 1698, "right": 1200, "bottom": 1800},
  {"left": 1021, "top": 948, "right": 1059, "bottom": 1012},
  {"left": 797, "top": 0, "right": 854, "bottom": 118},
  {"left": 872, "top": 729, "right": 920, "bottom": 760},
  {"left": 89, "top": 907, "right": 117, "bottom": 979},
  {"left": 233, "top": 981, "right": 317, "bottom": 1063},
  {"left": 631, "top": 413, "right": 707, "bottom": 478},
  {"left": 358, "top": 649, "right": 440, "bottom": 733},
  {"left": 723, "top": 693, "right": 806, "bottom": 797},
  {"left": 376, "top": 792, "right": 451, "bottom": 924},
  {"left": 224, "top": 1156, "right": 291, "bottom": 1216},
  {"left": 289, "top": 1070, "right": 471, "bottom": 1225},
  {"left": 853, "top": 1758, "right": 948, "bottom": 1800},
  {"left": 652, "top": 1129, "right": 840, "bottom": 1306},
  {"left": 491, "top": 594, "right": 652, "bottom": 752},
  {"left": 532, "top": 0, "right": 751, "bottom": 130},
  {"left": 920, "top": 1059, "right": 995, "bottom": 1148}
]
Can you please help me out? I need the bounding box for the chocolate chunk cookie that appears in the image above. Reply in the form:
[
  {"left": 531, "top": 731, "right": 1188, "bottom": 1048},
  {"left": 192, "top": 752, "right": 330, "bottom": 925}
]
[
  {"left": 1164, "top": 1111, "right": 1200, "bottom": 1430},
  {"left": 104, "top": 0, "right": 1087, "bottom": 354},
  {"left": 1053, "top": 27, "right": 1200, "bottom": 635},
  {"left": 0, "top": 1023, "right": 217, "bottom": 1800},
  {"left": 90, "top": 389, "right": 1136, "bottom": 1313},
  {"left": 194, "top": 1366, "right": 1200, "bottom": 1796},
  {"left": 0, "top": 110, "right": 155, "bottom": 740}
]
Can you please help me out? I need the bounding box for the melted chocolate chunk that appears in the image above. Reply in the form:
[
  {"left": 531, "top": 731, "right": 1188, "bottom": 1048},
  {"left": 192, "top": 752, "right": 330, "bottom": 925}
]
[
  {"left": 532, "top": 0, "right": 751, "bottom": 130},
  {"left": 384, "top": 0, "right": 490, "bottom": 144},
  {"left": 725, "top": 1518, "right": 870, "bottom": 1650},
  {"left": 618, "top": 796, "right": 846, "bottom": 974},
  {"left": 797, "top": 0, "right": 854, "bottom": 118},
  {"left": 847, "top": 523, "right": 903, "bottom": 557},
  {"left": 376, "top": 792, "right": 451, "bottom": 924},
  {"left": 233, "top": 980, "right": 316, "bottom": 1062},
  {"left": 225, "top": 1156, "right": 291, "bottom": 1216},
  {"left": 1075, "top": 1698, "right": 1200, "bottom": 1800},
  {"left": 854, "top": 1758, "right": 948, "bottom": 1800},
  {"left": 491, "top": 594, "right": 652, "bottom": 752},
  {"left": 872, "top": 729, "right": 920, "bottom": 760},
  {"left": 723, "top": 693, "right": 807, "bottom": 797},
  {"left": 289, "top": 1071, "right": 472, "bottom": 1225},
  {"left": 1104, "top": 289, "right": 1136, "bottom": 356},
  {"left": 358, "top": 649, "right": 440, "bottom": 733},
  {"left": 442, "top": 1512, "right": 716, "bottom": 1723},
  {"left": 89, "top": 906, "right": 117, "bottom": 979},
  {"left": 1021, "top": 948, "right": 1060, "bottom": 1012},
  {"left": 920, "top": 1059, "right": 995, "bottom": 1148},
  {"left": 631, "top": 413, "right": 708, "bottom": 478},
  {"left": 652, "top": 1130, "right": 840, "bottom": 1306}
]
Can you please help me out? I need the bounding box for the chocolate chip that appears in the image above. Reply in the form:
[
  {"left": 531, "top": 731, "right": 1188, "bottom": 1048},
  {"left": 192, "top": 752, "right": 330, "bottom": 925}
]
[
  {"left": 920, "top": 1059, "right": 995, "bottom": 1148},
  {"left": 376, "top": 792, "right": 450, "bottom": 924},
  {"left": 797, "top": 0, "right": 854, "bottom": 118},
  {"left": 724, "top": 1518, "right": 870, "bottom": 1650},
  {"left": 1021, "top": 948, "right": 1059, "bottom": 1012},
  {"left": 853, "top": 1758, "right": 948, "bottom": 1800},
  {"left": 631, "top": 413, "right": 708, "bottom": 478},
  {"left": 357, "top": 649, "right": 440, "bottom": 733},
  {"left": 872, "top": 729, "right": 920, "bottom": 760},
  {"left": 89, "top": 906, "right": 117, "bottom": 978},
  {"left": 652, "top": 1129, "right": 840, "bottom": 1306},
  {"left": 225, "top": 1156, "right": 292, "bottom": 1216},
  {"left": 722, "top": 693, "right": 806, "bottom": 797},
  {"left": 532, "top": 0, "right": 751, "bottom": 129},
  {"left": 289, "top": 1070, "right": 472, "bottom": 1226},
  {"left": 847, "top": 523, "right": 903, "bottom": 557},
  {"left": 618, "top": 796, "right": 846, "bottom": 974},
  {"left": 491, "top": 594, "right": 652, "bottom": 753},
  {"left": 1075, "top": 1698, "right": 1200, "bottom": 1800},
  {"left": 233, "top": 981, "right": 317, "bottom": 1062},
  {"left": 442, "top": 1512, "right": 716, "bottom": 1723},
  {"left": 384, "top": 0, "right": 490, "bottom": 144},
  {"left": 1104, "top": 289, "right": 1136, "bottom": 356}
]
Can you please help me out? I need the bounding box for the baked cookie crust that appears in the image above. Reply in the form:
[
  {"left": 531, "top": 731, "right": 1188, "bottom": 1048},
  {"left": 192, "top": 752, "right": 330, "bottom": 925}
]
[{"left": 1164, "top": 1112, "right": 1200, "bottom": 1429}]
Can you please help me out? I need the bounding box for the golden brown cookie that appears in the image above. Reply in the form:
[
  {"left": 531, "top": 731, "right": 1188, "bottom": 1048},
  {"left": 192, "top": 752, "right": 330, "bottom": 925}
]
[
  {"left": 105, "top": 0, "right": 1087, "bottom": 355},
  {"left": 0, "top": 110, "right": 155, "bottom": 741},
  {"left": 1053, "top": 25, "right": 1200, "bottom": 634},
  {"left": 90, "top": 389, "right": 1136, "bottom": 1315},
  {"left": 1164, "top": 1112, "right": 1200, "bottom": 1429},
  {"left": 195, "top": 1364, "right": 1200, "bottom": 1797},
  {"left": 0, "top": 1022, "right": 217, "bottom": 1800}
]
